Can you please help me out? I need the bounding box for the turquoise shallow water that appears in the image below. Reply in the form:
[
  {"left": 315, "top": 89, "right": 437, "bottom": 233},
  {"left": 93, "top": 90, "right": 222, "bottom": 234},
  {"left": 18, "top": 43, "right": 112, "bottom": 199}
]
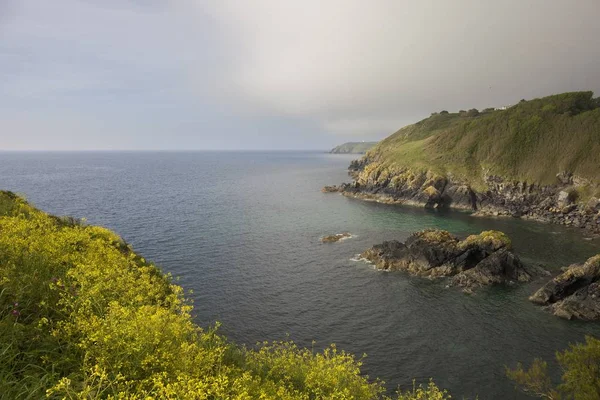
[{"left": 1, "top": 151, "right": 600, "bottom": 398}]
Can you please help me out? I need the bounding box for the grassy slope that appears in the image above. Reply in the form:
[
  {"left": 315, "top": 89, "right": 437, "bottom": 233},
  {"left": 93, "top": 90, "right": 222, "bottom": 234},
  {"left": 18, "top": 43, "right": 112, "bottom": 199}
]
[
  {"left": 0, "top": 191, "right": 450, "bottom": 399},
  {"left": 330, "top": 142, "right": 378, "bottom": 154},
  {"left": 367, "top": 92, "right": 600, "bottom": 190}
]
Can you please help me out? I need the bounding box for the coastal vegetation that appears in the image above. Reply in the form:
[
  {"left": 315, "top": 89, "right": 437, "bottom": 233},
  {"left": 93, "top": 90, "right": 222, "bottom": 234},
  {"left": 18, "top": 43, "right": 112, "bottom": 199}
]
[
  {"left": 1, "top": 191, "right": 600, "bottom": 398},
  {"left": 330, "top": 142, "right": 378, "bottom": 154},
  {"left": 329, "top": 92, "right": 600, "bottom": 234},
  {"left": 0, "top": 190, "right": 450, "bottom": 399},
  {"left": 366, "top": 91, "right": 600, "bottom": 188},
  {"left": 507, "top": 336, "right": 600, "bottom": 399}
]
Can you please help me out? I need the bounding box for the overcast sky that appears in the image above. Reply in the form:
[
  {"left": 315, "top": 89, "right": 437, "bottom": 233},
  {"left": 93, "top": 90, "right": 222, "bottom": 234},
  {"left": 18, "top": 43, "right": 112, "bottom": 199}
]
[{"left": 1, "top": 0, "right": 599, "bottom": 150}]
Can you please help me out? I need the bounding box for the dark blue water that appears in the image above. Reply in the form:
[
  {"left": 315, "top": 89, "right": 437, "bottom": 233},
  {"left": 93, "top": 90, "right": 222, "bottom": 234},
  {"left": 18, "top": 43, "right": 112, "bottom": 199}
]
[{"left": 1, "top": 151, "right": 600, "bottom": 399}]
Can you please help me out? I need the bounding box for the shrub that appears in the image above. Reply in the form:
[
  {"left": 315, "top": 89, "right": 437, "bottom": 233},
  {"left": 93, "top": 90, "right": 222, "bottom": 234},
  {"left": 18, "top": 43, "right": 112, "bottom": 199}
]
[
  {"left": 396, "top": 380, "right": 452, "bottom": 400},
  {"left": 0, "top": 191, "right": 450, "bottom": 399},
  {"left": 507, "top": 335, "right": 600, "bottom": 399},
  {"left": 466, "top": 108, "right": 480, "bottom": 117}
]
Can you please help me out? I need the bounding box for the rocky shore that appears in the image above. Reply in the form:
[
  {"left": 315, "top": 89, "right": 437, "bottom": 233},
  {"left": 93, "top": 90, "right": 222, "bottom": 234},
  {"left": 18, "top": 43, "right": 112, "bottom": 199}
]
[
  {"left": 325, "top": 159, "right": 600, "bottom": 235},
  {"left": 530, "top": 255, "right": 600, "bottom": 320},
  {"left": 360, "top": 229, "right": 544, "bottom": 291},
  {"left": 358, "top": 228, "right": 600, "bottom": 320}
]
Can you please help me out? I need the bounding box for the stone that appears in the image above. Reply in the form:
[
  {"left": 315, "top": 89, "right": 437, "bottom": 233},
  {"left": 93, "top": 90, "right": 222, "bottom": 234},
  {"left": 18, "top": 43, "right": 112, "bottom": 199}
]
[
  {"left": 585, "top": 197, "right": 600, "bottom": 214},
  {"left": 529, "top": 255, "right": 600, "bottom": 320},
  {"left": 360, "top": 229, "right": 532, "bottom": 290},
  {"left": 321, "top": 232, "right": 352, "bottom": 243},
  {"left": 321, "top": 185, "right": 341, "bottom": 193},
  {"left": 556, "top": 171, "right": 573, "bottom": 185},
  {"left": 557, "top": 190, "right": 572, "bottom": 208}
]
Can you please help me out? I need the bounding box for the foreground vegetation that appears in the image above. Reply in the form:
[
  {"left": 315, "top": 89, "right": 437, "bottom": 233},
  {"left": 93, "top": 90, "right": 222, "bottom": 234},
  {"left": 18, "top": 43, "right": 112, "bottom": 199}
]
[
  {"left": 507, "top": 336, "right": 600, "bottom": 399},
  {"left": 366, "top": 92, "right": 600, "bottom": 189},
  {"left": 0, "top": 191, "right": 450, "bottom": 399},
  {"left": 2, "top": 190, "right": 599, "bottom": 399}
]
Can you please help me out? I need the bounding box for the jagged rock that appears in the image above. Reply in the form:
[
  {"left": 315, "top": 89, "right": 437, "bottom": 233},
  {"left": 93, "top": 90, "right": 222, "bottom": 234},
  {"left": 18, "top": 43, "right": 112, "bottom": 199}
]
[
  {"left": 321, "top": 232, "right": 352, "bottom": 243},
  {"left": 585, "top": 197, "right": 600, "bottom": 214},
  {"left": 557, "top": 190, "right": 572, "bottom": 208},
  {"left": 529, "top": 255, "right": 600, "bottom": 320},
  {"left": 360, "top": 229, "right": 532, "bottom": 289},
  {"left": 451, "top": 249, "right": 530, "bottom": 288},
  {"left": 556, "top": 171, "right": 573, "bottom": 185},
  {"left": 322, "top": 185, "right": 342, "bottom": 193},
  {"left": 330, "top": 159, "right": 600, "bottom": 234},
  {"left": 443, "top": 184, "right": 477, "bottom": 209}
]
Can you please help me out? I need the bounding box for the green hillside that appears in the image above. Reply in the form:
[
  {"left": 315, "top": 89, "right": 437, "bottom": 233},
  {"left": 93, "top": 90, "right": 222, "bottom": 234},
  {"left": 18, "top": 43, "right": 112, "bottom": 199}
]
[
  {"left": 366, "top": 92, "right": 600, "bottom": 188},
  {"left": 330, "top": 141, "right": 378, "bottom": 154}
]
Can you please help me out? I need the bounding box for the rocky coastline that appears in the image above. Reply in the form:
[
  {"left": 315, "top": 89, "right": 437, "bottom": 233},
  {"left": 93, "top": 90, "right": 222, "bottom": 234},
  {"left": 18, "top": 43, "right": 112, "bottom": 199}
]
[
  {"left": 324, "top": 158, "right": 600, "bottom": 236},
  {"left": 358, "top": 228, "right": 600, "bottom": 320},
  {"left": 360, "top": 229, "right": 544, "bottom": 292},
  {"left": 530, "top": 255, "right": 600, "bottom": 320}
]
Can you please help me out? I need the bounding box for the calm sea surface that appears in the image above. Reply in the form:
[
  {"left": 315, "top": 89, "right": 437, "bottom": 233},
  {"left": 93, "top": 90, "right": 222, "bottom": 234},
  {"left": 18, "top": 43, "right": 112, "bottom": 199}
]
[{"left": 2, "top": 151, "right": 600, "bottom": 399}]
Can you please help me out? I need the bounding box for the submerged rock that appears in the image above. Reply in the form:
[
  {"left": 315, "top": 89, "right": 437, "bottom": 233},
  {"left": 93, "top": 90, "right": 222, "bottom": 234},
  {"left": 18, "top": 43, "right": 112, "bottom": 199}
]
[
  {"left": 322, "top": 232, "right": 352, "bottom": 243},
  {"left": 360, "top": 229, "right": 536, "bottom": 289},
  {"left": 529, "top": 254, "right": 600, "bottom": 320}
]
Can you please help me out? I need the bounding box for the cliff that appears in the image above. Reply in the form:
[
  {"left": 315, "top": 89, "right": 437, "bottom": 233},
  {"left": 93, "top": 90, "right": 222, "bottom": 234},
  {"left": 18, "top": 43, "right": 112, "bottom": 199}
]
[
  {"left": 328, "top": 92, "right": 600, "bottom": 234},
  {"left": 329, "top": 141, "right": 378, "bottom": 154}
]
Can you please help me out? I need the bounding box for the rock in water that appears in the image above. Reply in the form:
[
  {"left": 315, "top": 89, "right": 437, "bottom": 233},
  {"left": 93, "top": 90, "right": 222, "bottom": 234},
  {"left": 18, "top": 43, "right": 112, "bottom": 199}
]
[
  {"left": 322, "top": 232, "right": 352, "bottom": 243},
  {"left": 529, "top": 255, "right": 600, "bottom": 320},
  {"left": 360, "top": 229, "right": 534, "bottom": 290},
  {"left": 321, "top": 185, "right": 342, "bottom": 193}
]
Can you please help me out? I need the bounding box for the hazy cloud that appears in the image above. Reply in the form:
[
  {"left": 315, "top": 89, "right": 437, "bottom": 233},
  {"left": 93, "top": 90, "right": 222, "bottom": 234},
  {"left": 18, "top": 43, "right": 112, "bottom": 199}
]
[{"left": 1, "top": 0, "right": 599, "bottom": 149}]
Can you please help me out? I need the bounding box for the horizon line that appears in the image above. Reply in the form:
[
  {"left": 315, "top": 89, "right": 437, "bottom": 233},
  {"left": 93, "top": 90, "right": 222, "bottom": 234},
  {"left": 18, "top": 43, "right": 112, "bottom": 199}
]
[{"left": 0, "top": 148, "right": 338, "bottom": 153}]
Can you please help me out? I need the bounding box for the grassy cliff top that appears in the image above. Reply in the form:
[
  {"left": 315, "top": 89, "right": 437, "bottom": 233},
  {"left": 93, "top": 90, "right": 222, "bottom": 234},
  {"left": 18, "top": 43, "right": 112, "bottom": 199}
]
[
  {"left": 330, "top": 141, "right": 378, "bottom": 154},
  {"left": 365, "top": 92, "right": 600, "bottom": 187}
]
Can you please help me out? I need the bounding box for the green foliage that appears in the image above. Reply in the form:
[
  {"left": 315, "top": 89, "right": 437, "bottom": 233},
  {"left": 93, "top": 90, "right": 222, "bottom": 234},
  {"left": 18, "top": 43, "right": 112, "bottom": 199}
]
[
  {"left": 366, "top": 91, "right": 600, "bottom": 186},
  {"left": 396, "top": 380, "right": 452, "bottom": 400},
  {"left": 506, "top": 359, "right": 559, "bottom": 399},
  {"left": 507, "top": 335, "right": 600, "bottom": 399},
  {"left": 0, "top": 191, "right": 451, "bottom": 399}
]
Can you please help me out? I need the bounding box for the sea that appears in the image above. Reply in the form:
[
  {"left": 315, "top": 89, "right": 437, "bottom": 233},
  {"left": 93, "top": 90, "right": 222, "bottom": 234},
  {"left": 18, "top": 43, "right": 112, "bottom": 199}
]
[{"left": 2, "top": 151, "right": 600, "bottom": 399}]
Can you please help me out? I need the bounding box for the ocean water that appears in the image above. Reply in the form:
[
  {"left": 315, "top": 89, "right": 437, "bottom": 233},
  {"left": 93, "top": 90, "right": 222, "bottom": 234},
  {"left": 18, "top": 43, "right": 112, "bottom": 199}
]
[{"left": 1, "top": 151, "right": 600, "bottom": 399}]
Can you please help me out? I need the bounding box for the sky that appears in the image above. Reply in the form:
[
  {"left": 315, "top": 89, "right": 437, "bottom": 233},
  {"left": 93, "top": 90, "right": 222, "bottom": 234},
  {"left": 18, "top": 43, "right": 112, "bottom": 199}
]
[{"left": 1, "top": 0, "right": 599, "bottom": 151}]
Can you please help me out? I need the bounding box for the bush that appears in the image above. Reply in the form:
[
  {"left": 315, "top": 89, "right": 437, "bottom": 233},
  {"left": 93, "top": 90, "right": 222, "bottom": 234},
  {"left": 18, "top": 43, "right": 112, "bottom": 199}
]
[
  {"left": 396, "top": 380, "right": 452, "bottom": 400},
  {"left": 507, "top": 335, "right": 600, "bottom": 399},
  {"left": 0, "top": 191, "right": 450, "bottom": 399}
]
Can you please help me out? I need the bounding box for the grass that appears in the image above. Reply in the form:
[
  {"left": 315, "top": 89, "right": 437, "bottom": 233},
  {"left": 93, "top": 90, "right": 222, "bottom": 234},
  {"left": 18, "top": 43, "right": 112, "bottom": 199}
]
[
  {"left": 366, "top": 92, "right": 600, "bottom": 190},
  {"left": 330, "top": 142, "right": 379, "bottom": 154}
]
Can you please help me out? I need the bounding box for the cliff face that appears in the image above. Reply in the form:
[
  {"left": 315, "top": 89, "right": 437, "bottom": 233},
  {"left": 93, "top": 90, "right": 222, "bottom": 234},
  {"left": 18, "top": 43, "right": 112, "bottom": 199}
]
[
  {"left": 328, "top": 92, "right": 600, "bottom": 234},
  {"left": 339, "top": 160, "right": 600, "bottom": 234}
]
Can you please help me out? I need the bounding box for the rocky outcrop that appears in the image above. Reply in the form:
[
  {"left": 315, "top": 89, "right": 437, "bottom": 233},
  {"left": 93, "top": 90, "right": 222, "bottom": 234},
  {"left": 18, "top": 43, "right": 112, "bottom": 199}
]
[
  {"left": 529, "top": 255, "right": 600, "bottom": 320},
  {"left": 324, "top": 160, "right": 600, "bottom": 235},
  {"left": 321, "top": 185, "right": 342, "bottom": 193},
  {"left": 322, "top": 232, "right": 352, "bottom": 243},
  {"left": 360, "top": 229, "right": 537, "bottom": 290}
]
